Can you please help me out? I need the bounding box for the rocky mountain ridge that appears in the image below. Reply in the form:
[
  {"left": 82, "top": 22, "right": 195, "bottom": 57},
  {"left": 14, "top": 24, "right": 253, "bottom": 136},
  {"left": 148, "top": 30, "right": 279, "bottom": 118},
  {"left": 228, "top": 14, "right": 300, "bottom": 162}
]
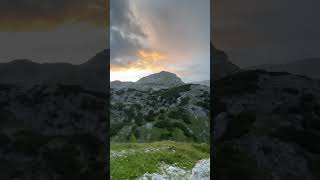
[{"left": 111, "top": 71, "right": 185, "bottom": 91}]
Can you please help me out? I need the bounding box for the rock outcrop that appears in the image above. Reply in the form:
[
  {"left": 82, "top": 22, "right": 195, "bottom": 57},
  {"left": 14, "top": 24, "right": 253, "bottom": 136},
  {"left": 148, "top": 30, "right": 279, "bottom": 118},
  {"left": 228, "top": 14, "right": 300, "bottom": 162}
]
[{"left": 111, "top": 71, "right": 185, "bottom": 91}]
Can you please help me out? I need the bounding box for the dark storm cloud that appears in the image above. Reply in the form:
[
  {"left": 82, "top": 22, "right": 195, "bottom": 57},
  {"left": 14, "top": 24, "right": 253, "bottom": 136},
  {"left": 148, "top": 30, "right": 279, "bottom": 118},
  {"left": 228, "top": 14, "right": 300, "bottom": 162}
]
[
  {"left": 110, "top": 28, "right": 144, "bottom": 67},
  {"left": 110, "top": 0, "right": 148, "bottom": 67},
  {"left": 0, "top": 0, "right": 108, "bottom": 30},
  {"left": 110, "top": 0, "right": 209, "bottom": 82},
  {"left": 111, "top": 0, "right": 210, "bottom": 80},
  {"left": 110, "top": 0, "right": 145, "bottom": 37},
  {"left": 213, "top": 0, "right": 320, "bottom": 67}
]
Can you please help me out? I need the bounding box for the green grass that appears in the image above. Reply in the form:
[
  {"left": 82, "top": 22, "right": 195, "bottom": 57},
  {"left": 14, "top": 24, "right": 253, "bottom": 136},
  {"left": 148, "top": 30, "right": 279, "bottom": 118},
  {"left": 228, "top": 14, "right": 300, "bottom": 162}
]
[{"left": 110, "top": 141, "right": 209, "bottom": 180}]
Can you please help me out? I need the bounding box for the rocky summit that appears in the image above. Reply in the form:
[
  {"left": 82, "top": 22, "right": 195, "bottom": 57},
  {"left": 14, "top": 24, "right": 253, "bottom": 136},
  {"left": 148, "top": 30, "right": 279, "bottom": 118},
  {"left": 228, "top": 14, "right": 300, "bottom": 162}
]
[
  {"left": 111, "top": 71, "right": 185, "bottom": 91},
  {"left": 137, "top": 71, "right": 184, "bottom": 86}
]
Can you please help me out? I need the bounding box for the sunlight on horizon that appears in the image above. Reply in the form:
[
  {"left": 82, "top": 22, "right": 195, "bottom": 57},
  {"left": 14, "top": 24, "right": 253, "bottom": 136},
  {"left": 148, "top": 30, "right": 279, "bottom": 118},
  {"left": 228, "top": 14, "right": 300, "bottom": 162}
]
[{"left": 110, "top": 69, "right": 155, "bottom": 82}]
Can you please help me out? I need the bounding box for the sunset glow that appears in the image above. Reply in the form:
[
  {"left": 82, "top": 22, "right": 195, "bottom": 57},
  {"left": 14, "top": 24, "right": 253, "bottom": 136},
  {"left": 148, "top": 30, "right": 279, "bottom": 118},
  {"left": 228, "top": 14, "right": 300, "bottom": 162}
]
[
  {"left": 110, "top": 0, "right": 210, "bottom": 82},
  {"left": 110, "top": 50, "right": 168, "bottom": 81},
  {"left": 110, "top": 68, "right": 154, "bottom": 82}
]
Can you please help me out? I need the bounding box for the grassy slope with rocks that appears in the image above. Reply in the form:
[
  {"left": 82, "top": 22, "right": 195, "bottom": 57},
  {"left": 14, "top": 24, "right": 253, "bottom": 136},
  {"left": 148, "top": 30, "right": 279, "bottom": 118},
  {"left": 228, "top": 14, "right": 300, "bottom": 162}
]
[
  {"left": 110, "top": 82, "right": 210, "bottom": 179},
  {"left": 110, "top": 141, "right": 209, "bottom": 179}
]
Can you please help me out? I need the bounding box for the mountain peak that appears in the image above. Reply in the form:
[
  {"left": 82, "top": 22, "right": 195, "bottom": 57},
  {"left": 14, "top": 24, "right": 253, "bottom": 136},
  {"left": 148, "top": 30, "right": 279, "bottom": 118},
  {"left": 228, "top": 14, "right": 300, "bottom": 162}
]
[
  {"left": 81, "top": 49, "right": 109, "bottom": 67},
  {"left": 137, "top": 71, "right": 184, "bottom": 86}
]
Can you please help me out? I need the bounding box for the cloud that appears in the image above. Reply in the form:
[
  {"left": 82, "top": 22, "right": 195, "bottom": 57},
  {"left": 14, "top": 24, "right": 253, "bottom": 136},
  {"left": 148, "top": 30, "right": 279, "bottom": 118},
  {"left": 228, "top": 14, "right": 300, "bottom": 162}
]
[
  {"left": 110, "top": 0, "right": 210, "bottom": 82},
  {"left": 111, "top": 50, "right": 167, "bottom": 72},
  {"left": 110, "top": 0, "right": 148, "bottom": 68},
  {"left": 0, "top": 0, "right": 108, "bottom": 31}
]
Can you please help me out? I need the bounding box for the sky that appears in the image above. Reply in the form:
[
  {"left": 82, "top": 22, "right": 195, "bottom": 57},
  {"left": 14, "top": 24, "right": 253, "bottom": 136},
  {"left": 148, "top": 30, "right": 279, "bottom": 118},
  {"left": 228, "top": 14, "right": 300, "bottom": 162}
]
[
  {"left": 0, "top": 0, "right": 108, "bottom": 64},
  {"left": 213, "top": 0, "right": 320, "bottom": 68},
  {"left": 110, "top": 0, "right": 210, "bottom": 83}
]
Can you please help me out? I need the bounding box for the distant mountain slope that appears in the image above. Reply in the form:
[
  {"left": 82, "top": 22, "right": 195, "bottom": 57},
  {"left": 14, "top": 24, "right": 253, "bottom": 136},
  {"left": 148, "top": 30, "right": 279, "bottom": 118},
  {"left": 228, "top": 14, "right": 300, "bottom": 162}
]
[
  {"left": 193, "top": 80, "right": 210, "bottom": 87},
  {"left": 249, "top": 58, "right": 320, "bottom": 79},
  {"left": 0, "top": 49, "right": 109, "bottom": 91}
]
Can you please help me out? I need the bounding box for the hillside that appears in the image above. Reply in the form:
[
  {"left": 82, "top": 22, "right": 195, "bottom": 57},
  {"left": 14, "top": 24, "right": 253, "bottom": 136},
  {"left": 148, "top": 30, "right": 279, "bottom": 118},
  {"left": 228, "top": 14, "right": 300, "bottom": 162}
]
[
  {"left": 110, "top": 83, "right": 210, "bottom": 143},
  {"left": 213, "top": 70, "right": 320, "bottom": 180}
]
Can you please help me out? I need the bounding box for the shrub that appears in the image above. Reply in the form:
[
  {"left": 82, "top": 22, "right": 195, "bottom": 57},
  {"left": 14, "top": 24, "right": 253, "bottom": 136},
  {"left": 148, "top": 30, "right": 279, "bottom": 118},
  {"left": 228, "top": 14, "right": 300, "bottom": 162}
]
[
  {"left": 158, "top": 113, "right": 165, "bottom": 120},
  {"left": 172, "top": 122, "right": 197, "bottom": 141},
  {"left": 179, "top": 97, "right": 190, "bottom": 106},
  {"left": 168, "top": 108, "right": 192, "bottom": 124},
  {"left": 160, "top": 132, "right": 172, "bottom": 140},
  {"left": 155, "top": 84, "right": 192, "bottom": 103},
  {"left": 154, "top": 121, "right": 172, "bottom": 129},
  {"left": 196, "top": 101, "right": 210, "bottom": 111},
  {"left": 110, "top": 123, "right": 125, "bottom": 137},
  {"left": 144, "top": 114, "right": 155, "bottom": 122}
]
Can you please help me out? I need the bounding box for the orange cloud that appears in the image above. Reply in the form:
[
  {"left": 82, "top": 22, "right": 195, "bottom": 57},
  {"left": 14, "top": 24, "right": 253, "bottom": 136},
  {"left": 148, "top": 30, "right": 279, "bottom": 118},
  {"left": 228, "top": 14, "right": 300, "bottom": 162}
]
[
  {"left": 111, "top": 50, "right": 168, "bottom": 72},
  {"left": 137, "top": 50, "right": 167, "bottom": 61}
]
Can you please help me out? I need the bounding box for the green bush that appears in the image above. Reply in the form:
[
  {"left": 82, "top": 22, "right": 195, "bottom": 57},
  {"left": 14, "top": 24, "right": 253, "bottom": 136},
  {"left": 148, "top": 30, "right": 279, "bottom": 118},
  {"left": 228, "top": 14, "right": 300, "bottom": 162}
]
[
  {"left": 160, "top": 132, "right": 173, "bottom": 140},
  {"left": 110, "top": 123, "right": 125, "bottom": 137},
  {"left": 158, "top": 113, "right": 165, "bottom": 120},
  {"left": 196, "top": 101, "right": 210, "bottom": 111},
  {"left": 144, "top": 114, "right": 155, "bottom": 122},
  {"left": 155, "top": 84, "right": 192, "bottom": 103},
  {"left": 179, "top": 97, "right": 190, "bottom": 106},
  {"left": 168, "top": 108, "right": 192, "bottom": 124},
  {"left": 154, "top": 121, "right": 172, "bottom": 129}
]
